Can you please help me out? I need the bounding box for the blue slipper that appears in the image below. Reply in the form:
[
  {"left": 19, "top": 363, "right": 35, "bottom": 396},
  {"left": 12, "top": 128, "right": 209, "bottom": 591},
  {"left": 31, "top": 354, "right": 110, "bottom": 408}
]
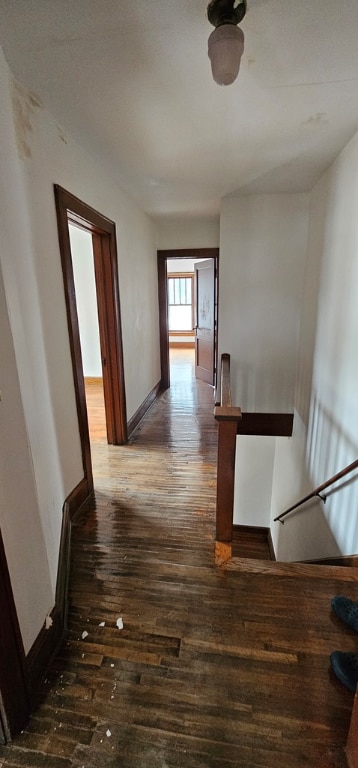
[
  {"left": 330, "top": 651, "right": 358, "bottom": 692},
  {"left": 331, "top": 595, "right": 358, "bottom": 631}
]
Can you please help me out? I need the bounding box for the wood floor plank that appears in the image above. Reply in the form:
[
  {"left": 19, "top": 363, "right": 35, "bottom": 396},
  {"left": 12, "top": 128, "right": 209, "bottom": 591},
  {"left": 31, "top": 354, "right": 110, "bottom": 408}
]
[{"left": 0, "top": 350, "right": 354, "bottom": 766}]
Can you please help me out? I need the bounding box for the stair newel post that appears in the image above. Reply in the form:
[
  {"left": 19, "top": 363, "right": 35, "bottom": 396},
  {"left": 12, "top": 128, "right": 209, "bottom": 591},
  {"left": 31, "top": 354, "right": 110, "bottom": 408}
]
[
  {"left": 215, "top": 415, "right": 240, "bottom": 541},
  {"left": 214, "top": 354, "right": 242, "bottom": 552}
]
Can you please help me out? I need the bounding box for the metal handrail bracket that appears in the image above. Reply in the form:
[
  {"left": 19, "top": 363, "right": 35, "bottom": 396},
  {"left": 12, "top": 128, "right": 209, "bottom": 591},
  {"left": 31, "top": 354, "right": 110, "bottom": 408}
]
[{"left": 274, "top": 458, "right": 358, "bottom": 524}]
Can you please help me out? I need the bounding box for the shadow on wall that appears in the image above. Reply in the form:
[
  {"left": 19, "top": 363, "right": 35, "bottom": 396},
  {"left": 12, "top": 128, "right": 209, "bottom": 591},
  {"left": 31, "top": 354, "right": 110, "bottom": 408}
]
[
  {"left": 276, "top": 391, "right": 358, "bottom": 560},
  {"left": 306, "top": 391, "right": 358, "bottom": 555},
  {"left": 232, "top": 358, "right": 295, "bottom": 413}
]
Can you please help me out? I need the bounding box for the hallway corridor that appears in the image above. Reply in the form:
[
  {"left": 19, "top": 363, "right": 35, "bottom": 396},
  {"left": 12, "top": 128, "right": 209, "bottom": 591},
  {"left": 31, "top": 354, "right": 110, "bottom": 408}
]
[{"left": 0, "top": 350, "right": 356, "bottom": 767}]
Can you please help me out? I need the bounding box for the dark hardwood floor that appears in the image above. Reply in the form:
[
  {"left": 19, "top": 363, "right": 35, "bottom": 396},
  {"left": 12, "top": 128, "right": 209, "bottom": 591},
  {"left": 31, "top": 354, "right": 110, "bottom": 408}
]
[{"left": 0, "top": 349, "right": 357, "bottom": 767}]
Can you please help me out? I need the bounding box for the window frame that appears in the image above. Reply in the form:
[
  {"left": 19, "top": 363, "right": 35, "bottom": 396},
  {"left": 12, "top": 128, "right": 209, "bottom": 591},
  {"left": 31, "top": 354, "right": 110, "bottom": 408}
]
[{"left": 167, "top": 272, "right": 194, "bottom": 333}]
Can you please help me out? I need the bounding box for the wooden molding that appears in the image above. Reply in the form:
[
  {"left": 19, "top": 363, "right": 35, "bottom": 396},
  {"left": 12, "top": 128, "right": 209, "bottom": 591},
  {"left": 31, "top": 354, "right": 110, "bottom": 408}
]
[
  {"left": 216, "top": 419, "right": 237, "bottom": 542},
  {"left": 54, "top": 184, "right": 128, "bottom": 464},
  {"left": 268, "top": 529, "right": 276, "bottom": 561},
  {"left": 26, "top": 481, "right": 91, "bottom": 706},
  {"left": 127, "top": 381, "right": 163, "bottom": 438},
  {"left": 237, "top": 412, "right": 294, "bottom": 437},
  {"left": 214, "top": 405, "right": 242, "bottom": 422},
  {"left": 66, "top": 477, "right": 93, "bottom": 521},
  {"left": 25, "top": 504, "right": 69, "bottom": 699}
]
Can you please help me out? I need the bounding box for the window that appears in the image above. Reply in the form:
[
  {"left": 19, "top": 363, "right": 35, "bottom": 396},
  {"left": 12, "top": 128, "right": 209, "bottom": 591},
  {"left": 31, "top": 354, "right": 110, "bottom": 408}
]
[{"left": 168, "top": 274, "right": 194, "bottom": 332}]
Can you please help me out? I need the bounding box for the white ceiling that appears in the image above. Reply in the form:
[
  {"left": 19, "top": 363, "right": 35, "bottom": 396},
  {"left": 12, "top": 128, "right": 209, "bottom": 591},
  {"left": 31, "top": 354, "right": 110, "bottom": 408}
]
[{"left": 1, "top": 0, "right": 358, "bottom": 218}]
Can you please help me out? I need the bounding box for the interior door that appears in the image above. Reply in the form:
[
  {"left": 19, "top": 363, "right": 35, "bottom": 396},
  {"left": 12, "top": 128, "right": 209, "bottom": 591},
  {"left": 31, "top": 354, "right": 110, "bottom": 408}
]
[{"left": 194, "top": 259, "right": 216, "bottom": 385}]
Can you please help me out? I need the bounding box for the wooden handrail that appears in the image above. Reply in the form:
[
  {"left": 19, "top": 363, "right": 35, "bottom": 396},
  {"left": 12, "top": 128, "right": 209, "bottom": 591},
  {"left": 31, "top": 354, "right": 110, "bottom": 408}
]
[{"left": 274, "top": 458, "right": 358, "bottom": 524}]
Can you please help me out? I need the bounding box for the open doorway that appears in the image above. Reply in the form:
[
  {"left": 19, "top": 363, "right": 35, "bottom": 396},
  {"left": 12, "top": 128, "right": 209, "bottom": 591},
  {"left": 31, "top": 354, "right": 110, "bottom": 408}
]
[
  {"left": 167, "top": 257, "right": 196, "bottom": 382},
  {"left": 54, "top": 186, "right": 127, "bottom": 490},
  {"left": 157, "top": 249, "right": 219, "bottom": 390},
  {"left": 69, "top": 225, "right": 106, "bottom": 444}
]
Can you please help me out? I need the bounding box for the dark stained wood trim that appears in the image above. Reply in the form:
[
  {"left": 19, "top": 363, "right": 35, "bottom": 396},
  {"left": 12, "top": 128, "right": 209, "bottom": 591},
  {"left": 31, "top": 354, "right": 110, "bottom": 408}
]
[
  {"left": 54, "top": 186, "right": 127, "bottom": 481},
  {"left": 65, "top": 477, "right": 92, "bottom": 522},
  {"left": 215, "top": 405, "right": 242, "bottom": 421},
  {"left": 159, "top": 249, "right": 219, "bottom": 260},
  {"left": 25, "top": 478, "right": 90, "bottom": 705},
  {"left": 25, "top": 504, "right": 70, "bottom": 699},
  {"left": 237, "top": 412, "right": 294, "bottom": 437},
  {"left": 268, "top": 528, "right": 276, "bottom": 561},
  {"left": 0, "top": 530, "right": 30, "bottom": 740},
  {"left": 54, "top": 187, "right": 93, "bottom": 489},
  {"left": 157, "top": 253, "right": 169, "bottom": 389},
  {"left": 127, "top": 381, "right": 163, "bottom": 438},
  {"left": 215, "top": 419, "right": 238, "bottom": 542},
  {"left": 92, "top": 232, "right": 128, "bottom": 444},
  {"left": 157, "top": 249, "right": 219, "bottom": 390}
]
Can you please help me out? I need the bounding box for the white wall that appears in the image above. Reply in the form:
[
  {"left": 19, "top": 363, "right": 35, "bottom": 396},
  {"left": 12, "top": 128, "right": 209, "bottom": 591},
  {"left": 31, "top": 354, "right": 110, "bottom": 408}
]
[
  {"left": 0, "top": 48, "right": 159, "bottom": 650},
  {"left": 0, "top": 265, "right": 53, "bottom": 653},
  {"left": 219, "top": 194, "right": 310, "bottom": 412},
  {"left": 233, "top": 436, "right": 275, "bottom": 527},
  {"left": 271, "top": 131, "right": 358, "bottom": 561},
  {"left": 70, "top": 226, "right": 102, "bottom": 378},
  {"left": 156, "top": 217, "right": 219, "bottom": 250},
  {"left": 167, "top": 258, "right": 197, "bottom": 273}
]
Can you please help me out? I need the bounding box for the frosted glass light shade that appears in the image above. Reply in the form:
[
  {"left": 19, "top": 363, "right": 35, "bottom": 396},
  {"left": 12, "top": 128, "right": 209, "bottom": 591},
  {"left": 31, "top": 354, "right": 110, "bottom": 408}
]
[{"left": 208, "top": 24, "right": 244, "bottom": 86}]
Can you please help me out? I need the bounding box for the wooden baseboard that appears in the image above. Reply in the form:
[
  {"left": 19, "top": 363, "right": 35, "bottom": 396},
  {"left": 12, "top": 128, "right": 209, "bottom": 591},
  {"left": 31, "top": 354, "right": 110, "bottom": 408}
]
[
  {"left": 268, "top": 529, "right": 276, "bottom": 561},
  {"left": 26, "top": 481, "right": 92, "bottom": 702},
  {"left": 66, "top": 477, "right": 93, "bottom": 521},
  {"left": 127, "top": 381, "right": 163, "bottom": 438}
]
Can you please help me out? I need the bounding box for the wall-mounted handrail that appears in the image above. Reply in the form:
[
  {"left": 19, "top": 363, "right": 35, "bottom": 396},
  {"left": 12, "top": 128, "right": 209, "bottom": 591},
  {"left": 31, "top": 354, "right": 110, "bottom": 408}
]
[{"left": 274, "top": 458, "right": 358, "bottom": 524}]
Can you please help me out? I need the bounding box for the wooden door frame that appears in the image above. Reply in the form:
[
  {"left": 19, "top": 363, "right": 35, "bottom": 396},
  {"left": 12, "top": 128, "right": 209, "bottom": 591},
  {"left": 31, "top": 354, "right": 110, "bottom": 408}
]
[
  {"left": 54, "top": 186, "right": 128, "bottom": 489},
  {"left": 157, "top": 248, "right": 219, "bottom": 388}
]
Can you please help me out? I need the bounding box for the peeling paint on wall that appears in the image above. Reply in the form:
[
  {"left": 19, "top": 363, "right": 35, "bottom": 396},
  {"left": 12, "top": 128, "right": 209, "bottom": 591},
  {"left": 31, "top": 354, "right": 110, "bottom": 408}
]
[{"left": 10, "top": 78, "right": 42, "bottom": 159}]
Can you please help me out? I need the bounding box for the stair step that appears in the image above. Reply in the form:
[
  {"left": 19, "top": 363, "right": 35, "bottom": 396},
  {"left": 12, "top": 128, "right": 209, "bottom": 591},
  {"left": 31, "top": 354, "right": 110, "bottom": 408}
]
[
  {"left": 232, "top": 524, "right": 272, "bottom": 561},
  {"left": 301, "top": 555, "right": 358, "bottom": 568},
  {"left": 223, "top": 557, "right": 358, "bottom": 581}
]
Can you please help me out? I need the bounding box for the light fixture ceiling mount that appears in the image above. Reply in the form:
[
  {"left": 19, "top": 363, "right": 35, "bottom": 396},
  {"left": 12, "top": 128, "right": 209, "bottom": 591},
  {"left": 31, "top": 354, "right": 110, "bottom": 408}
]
[{"left": 207, "top": 0, "right": 247, "bottom": 86}]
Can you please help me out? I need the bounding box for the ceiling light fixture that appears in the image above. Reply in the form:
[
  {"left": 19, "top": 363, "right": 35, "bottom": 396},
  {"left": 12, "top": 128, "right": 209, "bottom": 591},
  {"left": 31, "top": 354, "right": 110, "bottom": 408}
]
[{"left": 207, "top": 0, "right": 246, "bottom": 86}]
